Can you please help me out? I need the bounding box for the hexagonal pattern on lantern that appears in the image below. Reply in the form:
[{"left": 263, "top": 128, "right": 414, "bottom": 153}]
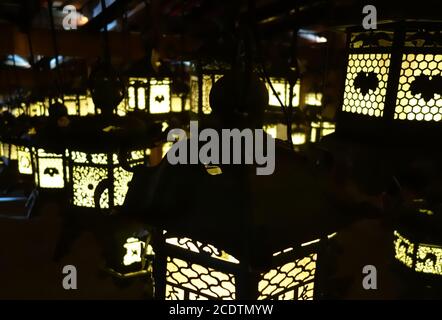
[
  {"left": 342, "top": 53, "right": 391, "bottom": 117},
  {"left": 394, "top": 54, "right": 442, "bottom": 121}
]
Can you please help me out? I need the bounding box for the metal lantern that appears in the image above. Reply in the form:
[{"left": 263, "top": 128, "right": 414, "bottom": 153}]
[
  {"left": 32, "top": 148, "right": 69, "bottom": 189},
  {"left": 310, "top": 121, "right": 336, "bottom": 143},
  {"left": 123, "top": 77, "right": 175, "bottom": 115},
  {"left": 68, "top": 148, "right": 150, "bottom": 209},
  {"left": 63, "top": 94, "right": 95, "bottom": 116},
  {"left": 338, "top": 22, "right": 442, "bottom": 141},
  {"left": 266, "top": 77, "right": 301, "bottom": 108},
  {"left": 155, "top": 232, "right": 336, "bottom": 300},
  {"left": 190, "top": 71, "right": 223, "bottom": 115}
]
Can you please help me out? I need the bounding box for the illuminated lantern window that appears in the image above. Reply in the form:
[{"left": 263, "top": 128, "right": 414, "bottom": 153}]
[
  {"left": 190, "top": 72, "right": 223, "bottom": 115},
  {"left": 305, "top": 93, "right": 323, "bottom": 106},
  {"left": 17, "top": 145, "right": 33, "bottom": 175},
  {"left": 33, "top": 148, "right": 68, "bottom": 189},
  {"left": 338, "top": 22, "right": 442, "bottom": 140},
  {"left": 263, "top": 123, "right": 306, "bottom": 146},
  {"left": 29, "top": 101, "right": 48, "bottom": 117},
  {"left": 63, "top": 95, "right": 95, "bottom": 116},
  {"left": 156, "top": 232, "right": 336, "bottom": 300},
  {"left": 266, "top": 77, "right": 301, "bottom": 108},
  {"left": 1, "top": 142, "right": 17, "bottom": 161},
  {"left": 310, "top": 122, "right": 336, "bottom": 143},
  {"left": 68, "top": 149, "right": 149, "bottom": 209}
]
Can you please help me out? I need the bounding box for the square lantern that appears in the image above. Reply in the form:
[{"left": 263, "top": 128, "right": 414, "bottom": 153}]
[
  {"left": 68, "top": 148, "right": 150, "bottom": 209},
  {"left": 310, "top": 121, "right": 336, "bottom": 143},
  {"left": 32, "top": 148, "right": 69, "bottom": 189},
  {"left": 338, "top": 22, "right": 442, "bottom": 140},
  {"left": 123, "top": 77, "right": 177, "bottom": 115},
  {"left": 190, "top": 71, "right": 223, "bottom": 115},
  {"left": 266, "top": 77, "right": 301, "bottom": 109},
  {"left": 154, "top": 232, "right": 337, "bottom": 300}
]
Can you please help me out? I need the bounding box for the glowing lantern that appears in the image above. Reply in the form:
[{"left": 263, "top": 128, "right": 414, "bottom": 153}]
[
  {"left": 190, "top": 71, "right": 223, "bottom": 115},
  {"left": 29, "top": 100, "right": 48, "bottom": 117},
  {"left": 338, "top": 22, "right": 442, "bottom": 140},
  {"left": 263, "top": 124, "right": 307, "bottom": 146},
  {"left": 266, "top": 77, "right": 301, "bottom": 108},
  {"left": 155, "top": 232, "right": 336, "bottom": 300},
  {"left": 305, "top": 93, "right": 323, "bottom": 107},
  {"left": 63, "top": 95, "right": 95, "bottom": 116},
  {"left": 17, "top": 145, "right": 33, "bottom": 175},
  {"left": 32, "top": 148, "right": 68, "bottom": 189},
  {"left": 68, "top": 149, "right": 149, "bottom": 209},
  {"left": 310, "top": 122, "right": 336, "bottom": 143}
]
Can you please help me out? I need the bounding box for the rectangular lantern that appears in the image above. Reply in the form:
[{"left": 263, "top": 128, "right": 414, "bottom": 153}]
[
  {"left": 124, "top": 77, "right": 176, "bottom": 115},
  {"left": 338, "top": 22, "right": 442, "bottom": 141},
  {"left": 32, "top": 148, "right": 68, "bottom": 189},
  {"left": 310, "top": 121, "right": 336, "bottom": 143},
  {"left": 155, "top": 232, "right": 336, "bottom": 300},
  {"left": 68, "top": 149, "right": 150, "bottom": 209},
  {"left": 266, "top": 77, "right": 301, "bottom": 108},
  {"left": 64, "top": 94, "right": 95, "bottom": 116},
  {"left": 190, "top": 71, "right": 223, "bottom": 115}
]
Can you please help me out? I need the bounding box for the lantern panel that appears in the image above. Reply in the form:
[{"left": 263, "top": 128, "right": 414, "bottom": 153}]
[
  {"left": 394, "top": 230, "right": 415, "bottom": 268},
  {"left": 72, "top": 165, "right": 108, "bottom": 208},
  {"left": 267, "top": 78, "right": 301, "bottom": 108},
  {"left": 342, "top": 53, "right": 391, "bottom": 117},
  {"left": 394, "top": 54, "right": 442, "bottom": 121},
  {"left": 150, "top": 78, "right": 171, "bottom": 114},
  {"left": 190, "top": 75, "right": 199, "bottom": 113},
  {"left": 258, "top": 253, "right": 316, "bottom": 300},
  {"left": 202, "top": 74, "right": 222, "bottom": 114},
  {"left": 17, "top": 146, "right": 32, "bottom": 175},
  {"left": 113, "top": 166, "right": 134, "bottom": 207},
  {"left": 123, "top": 237, "right": 145, "bottom": 266},
  {"left": 305, "top": 93, "right": 323, "bottom": 106},
  {"left": 33, "top": 149, "right": 67, "bottom": 189}
]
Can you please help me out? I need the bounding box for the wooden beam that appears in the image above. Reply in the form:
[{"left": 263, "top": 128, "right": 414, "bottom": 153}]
[{"left": 0, "top": 23, "right": 146, "bottom": 61}]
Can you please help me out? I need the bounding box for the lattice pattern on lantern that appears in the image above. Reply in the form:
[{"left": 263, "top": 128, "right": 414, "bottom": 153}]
[
  {"left": 258, "top": 253, "right": 317, "bottom": 300},
  {"left": 150, "top": 78, "right": 171, "bottom": 114},
  {"left": 34, "top": 149, "right": 66, "bottom": 189},
  {"left": 342, "top": 54, "right": 391, "bottom": 117},
  {"left": 166, "top": 257, "right": 237, "bottom": 300},
  {"left": 72, "top": 164, "right": 108, "bottom": 207},
  {"left": 17, "top": 146, "right": 32, "bottom": 175},
  {"left": 29, "top": 101, "right": 47, "bottom": 116},
  {"left": 394, "top": 230, "right": 442, "bottom": 276},
  {"left": 349, "top": 31, "right": 394, "bottom": 49},
  {"left": 64, "top": 95, "right": 95, "bottom": 116},
  {"left": 267, "top": 78, "right": 300, "bottom": 108},
  {"left": 394, "top": 54, "right": 442, "bottom": 121}
]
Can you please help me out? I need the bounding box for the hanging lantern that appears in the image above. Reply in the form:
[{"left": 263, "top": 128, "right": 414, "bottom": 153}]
[
  {"left": 63, "top": 94, "right": 95, "bottom": 116},
  {"left": 32, "top": 148, "right": 69, "bottom": 189},
  {"left": 266, "top": 77, "right": 301, "bottom": 108},
  {"left": 190, "top": 70, "right": 223, "bottom": 115},
  {"left": 310, "top": 121, "right": 336, "bottom": 143},
  {"left": 338, "top": 22, "right": 442, "bottom": 141},
  {"left": 68, "top": 148, "right": 150, "bottom": 209},
  {"left": 156, "top": 231, "right": 337, "bottom": 300}
]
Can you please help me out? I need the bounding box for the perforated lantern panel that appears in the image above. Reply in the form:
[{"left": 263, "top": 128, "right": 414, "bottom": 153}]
[
  {"left": 342, "top": 53, "right": 391, "bottom": 117},
  {"left": 150, "top": 78, "right": 171, "bottom": 114},
  {"left": 395, "top": 54, "right": 442, "bottom": 121},
  {"left": 162, "top": 236, "right": 320, "bottom": 300},
  {"left": 70, "top": 150, "right": 148, "bottom": 209},
  {"left": 394, "top": 230, "right": 442, "bottom": 276}
]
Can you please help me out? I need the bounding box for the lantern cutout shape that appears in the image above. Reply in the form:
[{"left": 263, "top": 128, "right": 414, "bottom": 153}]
[
  {"left": 17, "top": 145, "right": 33, "bottom": 175},
  {"left": 338, "top": 23, "right": 442, "bottom": 140},
  {"left": 157, "top": 232, "right": 336, "bottom": 300},
  {"left": 69, "top": 149, "right": 150, "bottom": 209},
  {"left": 393, "top": 200, "right": 442, "bottom": 277},
  {"left": 266, "top": 77, "right": 301, "bottom": 108},
  {"left": 33, "top": 148, "right": 68, "bottom": 189},
  {"left": 125, "top": 77, "right": 174, "bottom": 114},
  {"left": 190, "top": 72, "right": 223, "bottom": 115}
]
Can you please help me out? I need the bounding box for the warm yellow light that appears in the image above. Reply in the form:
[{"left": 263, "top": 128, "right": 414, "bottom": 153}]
[
  {"left": 394, "top": 54, "right": 442, "bottom": 121},
  {"left": 202, "top": 74, "right": 222, "bottom": 114},
  {"left": 263, "top": 125, "right": 277, "bottom": 139},
  {"left": 267, "top": 78, "right": 300, "bottom": 108},
  {"left": 310, "top": 122, "right": 336, "bottom": 143},
  {"left": 18, "top": 146, "right": 32, "bottom": 175},
  {"left": 150, "top": 78, "right": 171, "bottom": 114},
  {"left": 34, "top": 149, "right": 66, "bottom": 189},
  {"left": 291, "top": 132, "right": 306, "bottom": 145},
  {"left": 415, "top": 245, "right": 442, "bottom": 275},
  {"left": 342, "top": 53, "right": 391, "bottom": 117},
  {"left": 394, "top": 230, "right": 415, "bottom": 269},
  {"left": 305, "top": 93, "right": 322, "bottom": 106},
  {"left": 123, "top": 237, "right": 145, "bottom": 266}
]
